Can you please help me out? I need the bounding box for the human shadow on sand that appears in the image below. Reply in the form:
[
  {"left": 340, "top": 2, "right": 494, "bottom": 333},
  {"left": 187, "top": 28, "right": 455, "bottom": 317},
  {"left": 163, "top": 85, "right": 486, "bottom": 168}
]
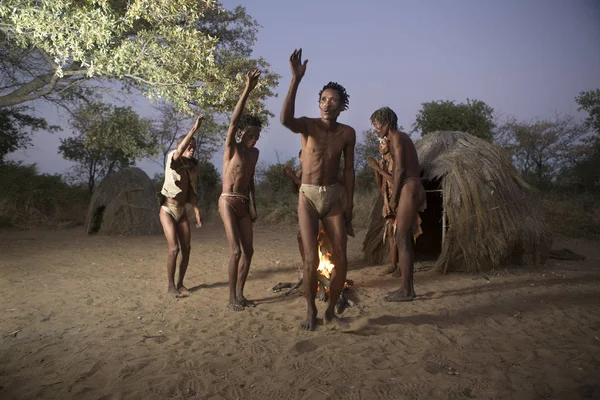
[
  {"left": 188, "top": 281, "right": 228, "bottom": 292},
  {"left": 416, "top": 273, "right": 599, "bottom": 300},
  {"left": 345, "top": 288, "right": 600, "bottom": 335}
]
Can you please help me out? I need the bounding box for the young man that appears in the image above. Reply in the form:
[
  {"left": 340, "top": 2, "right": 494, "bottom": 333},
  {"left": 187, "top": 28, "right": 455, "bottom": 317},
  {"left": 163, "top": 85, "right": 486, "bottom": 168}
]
[
  {"left": 367, "top": 137, "right": 400, "bottom": 276},
  {"left": 281, "top": 49, "right": 356, "bottom": 330},
  {"left": 159, "top": 115, "right": 204, "bottom": 298},
  {"left": 370, "top": 107, "right": 426, "bottom": 302},
  {"left": 219, "top": 70, "right": 262, "bottom": 311}
]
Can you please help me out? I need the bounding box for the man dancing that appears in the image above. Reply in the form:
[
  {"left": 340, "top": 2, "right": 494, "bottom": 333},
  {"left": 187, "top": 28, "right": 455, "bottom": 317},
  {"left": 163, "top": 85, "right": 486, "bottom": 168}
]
[
  {"left": 219, "top": 70, "right": 262, "bottom": 311},
  {"left": 281, "top": 49, "right": 356, "bottom": 330}
]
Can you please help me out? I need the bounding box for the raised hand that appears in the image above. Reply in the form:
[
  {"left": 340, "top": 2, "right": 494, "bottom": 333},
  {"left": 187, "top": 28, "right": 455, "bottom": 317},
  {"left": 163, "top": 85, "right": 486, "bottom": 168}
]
[
  {"left": 192, "top": 114, "right": 204, "bottom": 132},
  {"left": 246, "top": 70, "right": 261, "bottom": 91},
  {"left": 289, "top": 49, "right": 308, "bottom": 80}
]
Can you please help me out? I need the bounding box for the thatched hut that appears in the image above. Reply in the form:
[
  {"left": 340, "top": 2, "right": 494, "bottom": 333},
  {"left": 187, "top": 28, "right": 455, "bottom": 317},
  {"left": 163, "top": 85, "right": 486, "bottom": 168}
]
[
  {"left": 363, "top": 131, "right": 551, "bottom": 273},
  {"left": 86, "top": 167, "right": 162, "bottom": 236}
]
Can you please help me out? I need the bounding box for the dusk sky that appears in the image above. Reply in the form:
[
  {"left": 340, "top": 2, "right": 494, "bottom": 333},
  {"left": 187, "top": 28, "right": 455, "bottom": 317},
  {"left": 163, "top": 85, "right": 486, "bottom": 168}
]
[{"left": 8, "top": 0, "right": 600, "bottom": 178}]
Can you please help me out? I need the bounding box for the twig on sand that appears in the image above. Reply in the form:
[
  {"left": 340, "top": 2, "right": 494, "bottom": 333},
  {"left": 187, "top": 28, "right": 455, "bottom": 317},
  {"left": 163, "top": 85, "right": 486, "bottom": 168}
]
[
  {"left": 571, "top": 353, "right": 586, "bottom": 362},
  {"left": 41, "top": 381, "right": 64, "bottom": 387},
  {"left": 316, "top": 388, "right": 329, "bottom": 395},
  {"left": 3, "top": 329, "right": 20, "bottom": 338},
  {"left": 137, "top": 334, "right": 166, "bottom": 344}
]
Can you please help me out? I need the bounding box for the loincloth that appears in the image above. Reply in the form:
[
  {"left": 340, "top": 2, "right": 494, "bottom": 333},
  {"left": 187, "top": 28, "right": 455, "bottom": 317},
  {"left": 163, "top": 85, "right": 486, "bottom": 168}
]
[
  {"left": 300, "top": 183, "right": 346, "bottom": 219},
  {"left": 161, "top": 202, "right": 186, "bottom": 222},
  {"left": 219, "top": 192, "right": 249, "bottom": 218}
]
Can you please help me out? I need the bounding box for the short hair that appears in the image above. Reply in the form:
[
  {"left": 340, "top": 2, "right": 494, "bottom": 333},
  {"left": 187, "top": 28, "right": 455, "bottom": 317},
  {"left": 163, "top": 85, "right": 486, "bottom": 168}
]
[
  {"left": 370, "top": 107, "right": 398, "bottom": 131},
  {"left": 319, "top": 82, "right": 350, "bottom": 111},
  {"left": 238, "top": 114, "right": 263, "bottom": 131}
]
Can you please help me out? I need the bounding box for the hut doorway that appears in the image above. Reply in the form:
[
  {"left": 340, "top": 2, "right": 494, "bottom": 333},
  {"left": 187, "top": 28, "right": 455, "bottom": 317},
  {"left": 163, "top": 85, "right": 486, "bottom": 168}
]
[
  {"left": 89, "top": 205, "right": 106, "bottom": 234},
  {"left": 415, "top": 177, "right": 445, "bottom": 258}
]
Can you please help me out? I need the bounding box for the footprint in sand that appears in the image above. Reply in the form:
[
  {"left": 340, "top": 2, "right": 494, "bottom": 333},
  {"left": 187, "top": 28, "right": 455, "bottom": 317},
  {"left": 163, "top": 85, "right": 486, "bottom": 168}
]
[{"left": 294, "top": 339, "right": 319, "bottom": 353}]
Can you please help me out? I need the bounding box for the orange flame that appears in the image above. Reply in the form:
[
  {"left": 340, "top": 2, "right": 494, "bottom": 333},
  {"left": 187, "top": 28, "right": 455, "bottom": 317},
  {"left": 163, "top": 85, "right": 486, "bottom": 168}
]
[{"left": 317, "top": 243, "right": 335, "bottom": 280}]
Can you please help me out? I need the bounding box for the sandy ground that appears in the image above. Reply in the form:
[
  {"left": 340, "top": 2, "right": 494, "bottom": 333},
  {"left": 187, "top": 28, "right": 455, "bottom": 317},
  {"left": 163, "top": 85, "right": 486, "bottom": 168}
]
[{"left": 0, "top": 223, "right": 599, "bottom": 400}]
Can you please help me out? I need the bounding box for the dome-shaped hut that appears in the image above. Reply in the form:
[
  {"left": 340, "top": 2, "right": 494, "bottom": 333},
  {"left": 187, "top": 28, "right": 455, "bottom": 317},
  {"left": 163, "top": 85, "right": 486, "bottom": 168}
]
[
  {"left": 85, "top": 167, "right": 161, "bottom": 236},
  {"left": 363, "top": 131, "right": 552, "bottom": 273}
]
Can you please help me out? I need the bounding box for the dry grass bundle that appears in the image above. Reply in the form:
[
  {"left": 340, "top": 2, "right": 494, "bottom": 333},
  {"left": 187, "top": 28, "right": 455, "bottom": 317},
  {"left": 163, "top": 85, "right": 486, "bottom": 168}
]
[
  {"left": 418, "top": 131, "right": 552, "bottom": 272},
  {"left": 361, "top": 194, "right": 388, "bottom": 264},
  {"left": 86, "top": 167, "right": 162, "bottom": 236}
]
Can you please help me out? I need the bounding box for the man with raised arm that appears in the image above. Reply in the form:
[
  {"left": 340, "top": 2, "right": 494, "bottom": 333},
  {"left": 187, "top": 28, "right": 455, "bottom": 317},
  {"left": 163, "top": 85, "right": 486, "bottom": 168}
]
[
  {"left": 219, "top": 70, "right": 262, "bottom": 311},
  {"left": 370, "top": 107, "right": 426, "bottom": 302},
  {"left": 159, "top": 116, "right": 204, "bottom": 298},
  {"left": 280, "top": 49, "right": 356, "bottom": 331}
]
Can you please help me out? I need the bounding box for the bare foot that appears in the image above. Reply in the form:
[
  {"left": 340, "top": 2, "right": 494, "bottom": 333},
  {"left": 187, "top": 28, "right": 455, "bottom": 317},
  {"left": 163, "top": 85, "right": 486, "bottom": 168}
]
[
  {"left": 238, "top": 296, "right": 256, "bottom": 308},
  {"left": 301, "top": 310, "right": 317, "bottom": 331},
  {"left": 167, "top": 286, "right": 179, "bottom": 297},
  {"left": 228, "top": 298, "right": 244, "bottom": 311},
  {"left": 379, "top": 265, "right": 397, "bottom": 276},
  {"left": 384, "top": 289, "right": 415, "bottom": 302},
  {"left": 176, "top": 286, "right": 191, "bottom": 298}
]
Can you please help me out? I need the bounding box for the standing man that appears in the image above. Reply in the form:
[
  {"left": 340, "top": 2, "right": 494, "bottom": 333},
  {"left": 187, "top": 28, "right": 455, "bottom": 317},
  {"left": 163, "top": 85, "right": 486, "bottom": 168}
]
[
  {"left": 219, "top": 70, "right": 262, "bottom": 311},
  {"left": 159, "top": 116, "right": 204, "bottom": 298},
  {"left": 281, "top": 49, "right": 356, "bottom": 330},
  {"left": 370, "top": 107, "right": 426, "bottom": 302}
]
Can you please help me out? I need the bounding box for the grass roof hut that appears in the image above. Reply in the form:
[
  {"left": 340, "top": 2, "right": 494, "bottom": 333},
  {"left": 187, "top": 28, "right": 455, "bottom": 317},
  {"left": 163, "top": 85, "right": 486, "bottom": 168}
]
[
  {"left": 85, "top": 167, "right": 162, "bottom": 236},
  {"left": 363, "top": 131, "right": 552, "bottom": 273}
]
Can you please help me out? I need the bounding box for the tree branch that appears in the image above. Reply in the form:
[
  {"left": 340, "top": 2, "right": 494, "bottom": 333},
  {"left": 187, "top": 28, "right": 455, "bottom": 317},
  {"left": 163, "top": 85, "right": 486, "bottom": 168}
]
[{"left": 0, "top": 69, "right": 88, "bottom": 107}]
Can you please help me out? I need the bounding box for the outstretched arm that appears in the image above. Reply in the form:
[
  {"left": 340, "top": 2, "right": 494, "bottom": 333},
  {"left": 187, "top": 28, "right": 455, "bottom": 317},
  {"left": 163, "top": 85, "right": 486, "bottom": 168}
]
[
  {"left": 280, "top": 49, "right": 309, "bottom": 134},
  {"left": 173, "top": 115, "right": 203, "bottom": 161},
  {"left": 225, "top": 70, "right": 261, "bottom": 151}
]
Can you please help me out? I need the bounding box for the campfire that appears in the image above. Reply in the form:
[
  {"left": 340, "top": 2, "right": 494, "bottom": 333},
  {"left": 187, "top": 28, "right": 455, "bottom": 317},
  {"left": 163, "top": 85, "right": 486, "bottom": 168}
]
[{"left": 272, "top": 229, "right": 355, "bottom": 314}]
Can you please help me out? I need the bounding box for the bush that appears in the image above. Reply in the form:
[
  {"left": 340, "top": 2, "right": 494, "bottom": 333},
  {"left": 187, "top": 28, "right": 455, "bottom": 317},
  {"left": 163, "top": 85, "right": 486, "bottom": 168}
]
[
  {"left": 0, "top": 162, "right": 89, "bottom": 228},
  {"left": 539, "top": 188, "right": 600, "bottom": 240}
]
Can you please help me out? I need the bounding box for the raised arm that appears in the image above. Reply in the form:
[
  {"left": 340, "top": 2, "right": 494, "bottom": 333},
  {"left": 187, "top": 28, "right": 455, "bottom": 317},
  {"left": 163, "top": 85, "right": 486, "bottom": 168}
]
[
  {"left": 389, "top": 134, "right": 406, "bottom": 210},
  {"left": 280, "top": 49, "right": 309, "bottom": 134},
  {"left": 172, "top": 115, "right": 203, "bottom": 161},
  {"left": 226, "top": 70, "right": 261, "bottom": 150},
  {"left": 343, "top": 129, "right": 356, "bottom": 224}
]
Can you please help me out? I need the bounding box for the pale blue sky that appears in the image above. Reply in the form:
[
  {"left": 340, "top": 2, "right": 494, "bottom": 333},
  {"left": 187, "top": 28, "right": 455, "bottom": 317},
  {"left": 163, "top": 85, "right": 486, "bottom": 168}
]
[{"left": 9, "top": 0, "right": 600, "bottom": 178}]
